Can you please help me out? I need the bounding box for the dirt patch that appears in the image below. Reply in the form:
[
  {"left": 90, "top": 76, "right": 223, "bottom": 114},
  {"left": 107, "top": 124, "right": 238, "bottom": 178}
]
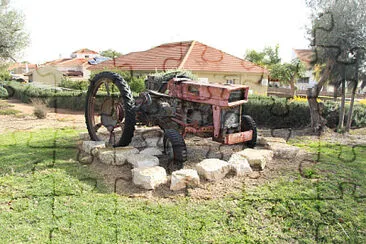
[{"left": 0, "top": 99, "right": 85, "bottom": 133}]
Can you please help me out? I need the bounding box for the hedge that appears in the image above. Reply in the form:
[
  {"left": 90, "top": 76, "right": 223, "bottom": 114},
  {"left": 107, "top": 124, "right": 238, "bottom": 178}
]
[
  {"left": 0, "top": 85, "right": 8, "bottom": 98},
  {"left": 4, "top": 81, "right": 87, "bottom": 111},
  {"left": 243, "top": 95, "right": 366, "bottom": 129},
  {"left": 3, "top": 81, "right": 366, "bottom": 129}
]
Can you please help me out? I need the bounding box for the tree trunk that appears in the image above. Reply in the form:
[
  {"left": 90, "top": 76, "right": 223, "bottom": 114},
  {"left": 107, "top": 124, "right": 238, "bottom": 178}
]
[
  {"left": 307, "top": 62, "right": 333, "bottom": 132},
  {"left": 345, "top": 80, "right": 358, "bottom": 132},
  {"left": 307, "top": 86, "right": 327, "bottom": 132},
  {"left": 338, "top": 69, "right": 346, "bottom": 131},
  {"left": 345, "top": 57, "right": 359, "bottom": 132},
  {"left": 289, "top": 79, "right": 296, "bottom": 98}
]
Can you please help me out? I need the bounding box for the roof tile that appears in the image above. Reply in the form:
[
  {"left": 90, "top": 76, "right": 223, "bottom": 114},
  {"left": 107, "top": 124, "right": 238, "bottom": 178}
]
[{"left": 88, "top": 41, "right": 267, "bottom": 74}]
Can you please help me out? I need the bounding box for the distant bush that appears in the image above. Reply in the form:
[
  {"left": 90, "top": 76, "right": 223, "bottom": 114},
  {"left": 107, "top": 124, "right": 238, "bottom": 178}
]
[
  {"left": 32, "top": 99, "right": 48, "bottom": 119},
  {"left": 129, "top": 77, "right": 145, "bottom": 95},
  {"left": 289, "top": 95, "right": 322, "bottom": 103},
  {"left": 243, "top": 95, "right": 366, "bottom": 129},
  {"left": 91, "top": 70, "right": 145, "bottom": 94},
  {"left": 59, "top": 78, "right": 89, "bottom": 91},
  {"left": 0, "top": 67, "right": 11, "bottom": 81},
  {"left": 359, "top": 99, "right": 366, "bottom": 106},
  {"left": 148, "top": 69, "right": 196, "bottom": 83},
  {"left": 0, "top": 85, "right": 8, "bottom": 98},
  {"left": 5, "top": 81, "right": 86, "bottom": 110}
]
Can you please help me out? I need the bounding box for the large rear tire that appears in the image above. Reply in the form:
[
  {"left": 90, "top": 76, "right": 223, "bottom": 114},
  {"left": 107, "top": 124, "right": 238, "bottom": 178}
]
[
  {"left": 163, "top": 129, "right": 187, "bottom": 170},
  {"left": 85, "top": 71, "right": 136, "bottom": 147},
  {"left": 241, "top": 115, "right": 257, "bottom": 148}
]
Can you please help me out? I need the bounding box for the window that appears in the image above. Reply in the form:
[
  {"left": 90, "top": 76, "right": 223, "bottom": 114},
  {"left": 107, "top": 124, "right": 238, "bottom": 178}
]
[{"left": 298, "top": 77, "right": 310, "bottom": 83}]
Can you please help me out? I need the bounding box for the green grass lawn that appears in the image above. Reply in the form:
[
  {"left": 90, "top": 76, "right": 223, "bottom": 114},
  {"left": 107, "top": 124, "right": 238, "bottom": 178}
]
[{"left": 0, "top": 128, "right": 365, "bottom": 243}]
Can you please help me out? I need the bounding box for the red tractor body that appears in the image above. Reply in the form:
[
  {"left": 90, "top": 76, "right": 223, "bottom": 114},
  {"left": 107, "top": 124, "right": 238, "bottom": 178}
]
[{"left": 166, "top": 78, "right": 253, "bottom": 144}]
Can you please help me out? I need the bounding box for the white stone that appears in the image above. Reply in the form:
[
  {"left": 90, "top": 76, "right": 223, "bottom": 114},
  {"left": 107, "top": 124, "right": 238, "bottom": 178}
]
[
  {"left": 258, "top": 136, "right": 287, "bottom": 146},
  {"left": 145, "top": 137, "right": 163, "bottom": 148},
  {"left": 97, "top": 147, "right": 139, "bottom": 165},
  {"left": 236, "top": 149, "right": 273, "bottom": 170},
  {"left": 129, "top": 136, "right": 147, "bottom": 148},
  {"left": 264, "top": 137, "right": 287, "bottom": 144},
  {"left": 195, "top": 159, "right": 230, "bottom": 181},
  {"left": 228, "top": 153, "right": 253, "bottom": 176},
  {"left": 79, "top": 155, "right": 93, "bottom": 164},
  {"left": 127, "top": 154, "right": 159, "bottom": 168},
  {"left": 132, "top": 166, "right": 167, "bottom": 189},
  {"left": 135, "top": 127, "right": 164, "bottom": 138},
  {"left": 265, "top": 142, "right": 300, "bottom": 159},
  {"left": 82, "top": 141, "right": 105, "bottom": 154},
  {"left": 79, "top": 132, "right": 90, "bottom": 141},
  {"left": 139, "top": 147, "right": 163, "bottom": 156},
  {"left": 170, "top": 169, "right": 200, "bottom": 191}
]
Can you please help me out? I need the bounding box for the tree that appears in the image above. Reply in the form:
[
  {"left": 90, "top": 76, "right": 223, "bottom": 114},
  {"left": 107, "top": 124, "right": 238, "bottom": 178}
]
[
  {"left": 245, "top": 45, "right": 304, "bottom": 97},
  {"left": 244, "top": 44, "right": 281, "bottom": 67},
  {"left": 306, "top": 0, "right": 366, "bottom": 132},
  {"left": 270, "top": 59, "right": 305, "bottom": 97},
  {"left": 100, "top": 49, "right": 122, "bottom": 59},
  {"left": 0, "top": 0, "right": 29, "bottom": 62}
]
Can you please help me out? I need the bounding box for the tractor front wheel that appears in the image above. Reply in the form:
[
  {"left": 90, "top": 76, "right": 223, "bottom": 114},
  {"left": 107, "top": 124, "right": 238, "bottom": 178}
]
[
  {"left": 241, "top": 115, "right": 257, "bottom": 148},
  {"left": 85, "top": 71, "right": 136, "bottom": 147},
  {"left": 163, "top": 129, "right": 187, "bottom": 170}
]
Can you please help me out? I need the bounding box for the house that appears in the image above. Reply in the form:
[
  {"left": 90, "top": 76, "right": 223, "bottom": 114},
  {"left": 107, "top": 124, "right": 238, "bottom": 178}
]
[
  {"left": 88, "top": 41, "right": 269, "bottom": 95},
  {"left": 8, "top": 62, "right": 37, "bottom": 74},
  {"left": 293, "top": 49, "right": 366, "bottom": 95},
  {"left": 29, "top": 48, "right": 99, "bottom": 83},
  {"left": 7, "top": 63, "right": 37, "bottom": 82},
  {"left": 26, "top": 66, "right": 64, "bottom": 86},
  {"left": 292, "top": 49, "right": 320, "bottom": 91},
  {"left": 51, "top": 58, "right": 91, "bottom": 80},
  {"left": 71, "top": 48, "right": 99, "bottom": 59}
]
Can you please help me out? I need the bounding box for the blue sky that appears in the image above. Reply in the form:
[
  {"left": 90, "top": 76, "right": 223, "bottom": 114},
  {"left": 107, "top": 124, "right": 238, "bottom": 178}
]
[{"left": 12, "top": 0, "right": 311, "bottom": 63}]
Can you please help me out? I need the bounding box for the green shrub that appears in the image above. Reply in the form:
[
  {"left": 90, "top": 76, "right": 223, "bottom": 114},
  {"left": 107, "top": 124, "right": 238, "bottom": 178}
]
[
  {"left": 148, "top": 69, "right": 196, "bottom": 83},
  {"left": 129, "top": 77, "right": 145, "bottom": 94},
  {"left": 91, "top": 70, "right": 145, "bottom": 94},
  {"left": 59, "top": 78, "right": 89, "bottom": 90},
  {"left": 243, "top": 95, "right": 366, "bottom": 129},
  {"left": 0, "top": 67, "right": 11, "bottom": 81},
  {"left": 0, "top": 85, "right": 9, "bottom": 98},
  {"left": 6, "top": 81, "right": 86, "bottom": 110},
  {"left": 32, "top": 99, "right": 48, "bottom": 119}
]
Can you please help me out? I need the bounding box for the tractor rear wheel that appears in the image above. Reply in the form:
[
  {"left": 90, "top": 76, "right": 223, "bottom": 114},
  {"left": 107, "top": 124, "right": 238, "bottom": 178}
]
[
  {"left": 85, "top": 71, "right": 136, "bottom": 147},
  {"left": 241, "top": 115, "right": 257, "bottom": 148},
  {"left": 163, "top": 129, "right": 187, "bottom": 170}
]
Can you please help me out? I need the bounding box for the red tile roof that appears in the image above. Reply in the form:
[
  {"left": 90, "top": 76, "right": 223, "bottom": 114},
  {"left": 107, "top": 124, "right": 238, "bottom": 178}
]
[
  {"left": 72, "top": 48, "right": 99, "bottom": 54},
  {"left": 44, "top": 58, "right": 72, "bottom": 66},
  {"left": 55, "top": 58, "right": 88, "bottom": 67},
  {"left": 88, "top": 41, "right": 267, "bottom": 74},
  {"left": 183, "top": 41, "right": 266, "bottom": 73},
  {"left": 43, "top": 58, "right": 89, "bottom": 68},
  {"left": 293, "top": 49, "right": 314, "bottom": 67},
  {"left": 8, "top": 63, "right": 37, "bottom": 71}
]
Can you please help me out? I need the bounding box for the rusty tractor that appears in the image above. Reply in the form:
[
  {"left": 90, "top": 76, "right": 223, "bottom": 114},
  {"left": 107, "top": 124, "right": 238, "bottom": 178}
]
[{"left": 85, "top": 71, "right": 257, "bottom": 168}]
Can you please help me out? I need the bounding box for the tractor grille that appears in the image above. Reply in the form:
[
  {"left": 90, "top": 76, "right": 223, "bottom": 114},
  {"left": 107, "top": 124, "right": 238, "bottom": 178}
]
[{"left": 228, "top": 90, "right": 245, "bottom": 103}]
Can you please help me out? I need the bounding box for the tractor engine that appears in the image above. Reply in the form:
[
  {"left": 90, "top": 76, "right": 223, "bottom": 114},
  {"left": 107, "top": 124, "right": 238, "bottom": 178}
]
[{"left": 183, "top": 102, "right": 212, "bottom": 126}]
